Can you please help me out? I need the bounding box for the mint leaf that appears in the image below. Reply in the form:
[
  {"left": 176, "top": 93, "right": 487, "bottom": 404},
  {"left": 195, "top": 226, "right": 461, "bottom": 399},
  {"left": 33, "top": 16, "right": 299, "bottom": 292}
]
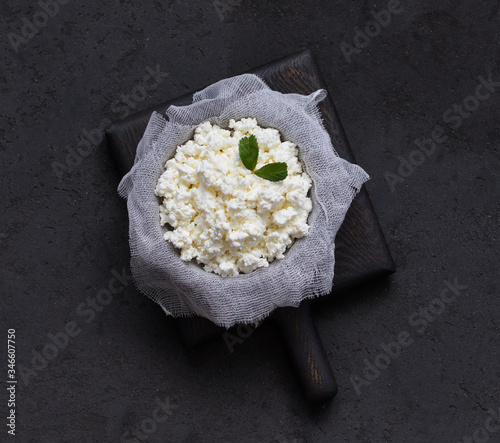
[
  {"left": 238, "top": 134, "right": 288, "bottom": 181},
  {"left": 254, "top": 162, "right": 288, "bottom": 182},
  {"left": 239, "top": 135, "right": 259, "bottom": 171}
]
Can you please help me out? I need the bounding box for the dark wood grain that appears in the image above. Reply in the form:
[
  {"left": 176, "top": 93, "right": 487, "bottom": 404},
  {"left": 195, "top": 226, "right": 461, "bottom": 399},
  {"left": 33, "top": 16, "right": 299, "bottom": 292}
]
[
  {"left": 273, "top": 302, "right": 338, "bottom": 403},
  {"left": 106, "top": 49, "right": 395, "bottom": 404}
]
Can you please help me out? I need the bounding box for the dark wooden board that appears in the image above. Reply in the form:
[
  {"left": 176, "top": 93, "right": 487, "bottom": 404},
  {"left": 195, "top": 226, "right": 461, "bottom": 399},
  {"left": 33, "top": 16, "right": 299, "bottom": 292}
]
[{"left": 106, "top": 49, "right": 395, "bottom": 404}]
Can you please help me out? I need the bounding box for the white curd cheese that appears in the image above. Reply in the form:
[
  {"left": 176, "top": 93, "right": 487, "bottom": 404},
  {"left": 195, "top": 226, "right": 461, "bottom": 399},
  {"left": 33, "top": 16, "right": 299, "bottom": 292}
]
[{"left": 154, "top": 118, "right": 312, "bottom": 277}]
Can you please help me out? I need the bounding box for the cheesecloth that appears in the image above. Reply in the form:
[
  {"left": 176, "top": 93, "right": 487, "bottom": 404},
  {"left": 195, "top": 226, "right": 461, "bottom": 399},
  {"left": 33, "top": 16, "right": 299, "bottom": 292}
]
[{"left": 118, "top": 73, "right": 369, "bottom": 327}]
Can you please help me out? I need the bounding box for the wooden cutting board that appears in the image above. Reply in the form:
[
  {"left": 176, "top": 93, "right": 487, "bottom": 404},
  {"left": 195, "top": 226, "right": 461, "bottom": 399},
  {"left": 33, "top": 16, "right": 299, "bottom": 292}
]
[{"left": 106, "top": 49, "right": 395, "bottom": 404}]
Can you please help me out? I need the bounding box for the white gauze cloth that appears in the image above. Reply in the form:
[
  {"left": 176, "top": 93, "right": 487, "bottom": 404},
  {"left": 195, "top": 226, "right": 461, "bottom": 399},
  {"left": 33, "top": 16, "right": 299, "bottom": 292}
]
[{"left": 118, "top": 73, "right": 369, "bottom": 328}]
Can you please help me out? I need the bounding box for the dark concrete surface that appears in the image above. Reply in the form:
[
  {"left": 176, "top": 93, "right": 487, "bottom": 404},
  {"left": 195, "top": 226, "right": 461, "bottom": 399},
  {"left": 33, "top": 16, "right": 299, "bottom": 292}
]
[{"left": 1, "top": 0, "right": 499, "bottom": 442}]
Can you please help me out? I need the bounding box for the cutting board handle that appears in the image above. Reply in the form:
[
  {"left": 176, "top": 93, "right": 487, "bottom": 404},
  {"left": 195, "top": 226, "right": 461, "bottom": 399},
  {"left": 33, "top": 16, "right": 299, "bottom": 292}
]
[{"left": 272, "top": 302, "right": 338, "bottom": 403}]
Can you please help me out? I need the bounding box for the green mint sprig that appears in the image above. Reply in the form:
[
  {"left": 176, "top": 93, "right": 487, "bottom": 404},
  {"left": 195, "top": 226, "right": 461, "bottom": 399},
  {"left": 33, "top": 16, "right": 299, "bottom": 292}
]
[{"left": 238, "top": 135, "right": 287, "bottom": 182}]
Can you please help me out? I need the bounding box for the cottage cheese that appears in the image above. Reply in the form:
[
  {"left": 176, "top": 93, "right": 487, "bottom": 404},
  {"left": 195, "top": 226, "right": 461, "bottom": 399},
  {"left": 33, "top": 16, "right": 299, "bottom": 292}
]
[{"left": 154, "top": 118, "right": 312, "bottom": 277}]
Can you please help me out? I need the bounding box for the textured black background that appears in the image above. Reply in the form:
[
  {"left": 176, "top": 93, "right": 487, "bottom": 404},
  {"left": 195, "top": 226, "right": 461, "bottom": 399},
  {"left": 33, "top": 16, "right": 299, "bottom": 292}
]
[{"left": 1, "top": 0, "right": 499, "bottom": 442}]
